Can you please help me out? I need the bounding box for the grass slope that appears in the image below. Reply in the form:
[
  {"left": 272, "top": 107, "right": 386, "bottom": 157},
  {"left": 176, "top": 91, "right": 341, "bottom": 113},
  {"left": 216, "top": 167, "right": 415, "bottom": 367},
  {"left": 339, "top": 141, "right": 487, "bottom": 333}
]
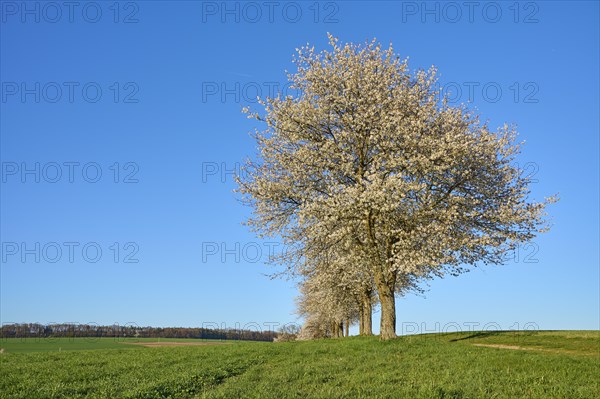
[{"left": 1, "top": 331, "right": 598, "bottom": 399}]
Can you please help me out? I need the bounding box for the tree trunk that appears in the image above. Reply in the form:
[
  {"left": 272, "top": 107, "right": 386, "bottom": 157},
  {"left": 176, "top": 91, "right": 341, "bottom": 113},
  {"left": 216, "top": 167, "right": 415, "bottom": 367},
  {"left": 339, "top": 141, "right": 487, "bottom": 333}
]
[
  {"left": 362, "top": 295, "right": 373, "bottom": 336},
  {"left": 330, "top": 321, "right": 336, "bottom": 338},
  {"left": 374, "top": 269, "right": 397, "bottom": 340},
  {"left": 358, "top": 301, "right": 365, "bottom": 336},
  {"left": 345, "top": 319, "right": 350, "bottom": 337},
  {"left": 365, "top": 215, "right": 395, "bottom": 339}
]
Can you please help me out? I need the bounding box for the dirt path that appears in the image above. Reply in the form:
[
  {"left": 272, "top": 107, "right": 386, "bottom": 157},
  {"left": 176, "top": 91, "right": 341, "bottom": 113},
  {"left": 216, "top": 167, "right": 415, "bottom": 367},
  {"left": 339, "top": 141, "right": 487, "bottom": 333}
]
[{"left": 471, "top": 343, "right": 595, "bottom": 356}]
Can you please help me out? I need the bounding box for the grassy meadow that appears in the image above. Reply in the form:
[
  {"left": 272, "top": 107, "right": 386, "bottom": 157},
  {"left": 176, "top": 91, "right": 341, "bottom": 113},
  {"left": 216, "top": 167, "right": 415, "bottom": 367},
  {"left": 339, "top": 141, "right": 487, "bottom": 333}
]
[{"left": 1, "top": 331, "right": 598, "bottom": 398}]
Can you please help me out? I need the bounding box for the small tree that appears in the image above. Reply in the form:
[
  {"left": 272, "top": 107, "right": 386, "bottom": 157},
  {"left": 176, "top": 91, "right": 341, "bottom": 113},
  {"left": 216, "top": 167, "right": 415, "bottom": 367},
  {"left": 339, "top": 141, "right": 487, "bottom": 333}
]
[
  {"left": 238, "top": 35, "right": 556, "bottom": 340},
  {"left": 296, "top": 272, "right": 354, "bottom": 338},
  {"left": 275, "top": 324, "right": 301, "bottom": 342},
  {"left": 297, "top": 237, "right": 375, "bottom": 336}
]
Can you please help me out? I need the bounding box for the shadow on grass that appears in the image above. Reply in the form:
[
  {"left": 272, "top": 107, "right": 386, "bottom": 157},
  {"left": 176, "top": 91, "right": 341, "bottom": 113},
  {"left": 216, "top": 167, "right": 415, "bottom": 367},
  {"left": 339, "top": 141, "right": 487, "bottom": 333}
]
[
  {"left": 448, "top": 330, "right": 540, "bottom": 342},
  {"left": 448, "top": 331, "right": 503, "bottom": 342}
]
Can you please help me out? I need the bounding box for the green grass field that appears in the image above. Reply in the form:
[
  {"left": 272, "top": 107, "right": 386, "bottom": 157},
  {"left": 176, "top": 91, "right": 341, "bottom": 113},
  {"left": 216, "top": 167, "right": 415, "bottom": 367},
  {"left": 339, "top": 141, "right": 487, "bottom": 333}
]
[
  {"left": 0, "top": 337, "right": 225, "bottom": 353},
  {"left": 1, "top": 331, "right": 598, "bottom": 398}
]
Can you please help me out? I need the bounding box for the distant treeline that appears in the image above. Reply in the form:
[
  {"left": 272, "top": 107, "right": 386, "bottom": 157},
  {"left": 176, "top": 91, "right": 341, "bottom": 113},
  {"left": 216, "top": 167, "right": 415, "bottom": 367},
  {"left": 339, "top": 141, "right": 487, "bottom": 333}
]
[{"left": 0, "top": 323, "right": 277, "bottom": 342}]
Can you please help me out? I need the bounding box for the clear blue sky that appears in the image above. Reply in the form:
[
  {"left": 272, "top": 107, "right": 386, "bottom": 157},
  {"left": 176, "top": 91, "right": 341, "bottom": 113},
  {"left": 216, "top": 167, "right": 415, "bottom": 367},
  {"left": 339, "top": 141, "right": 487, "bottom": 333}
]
[{"left": 1, "top": 1, "right": 598, "bottom": 335}]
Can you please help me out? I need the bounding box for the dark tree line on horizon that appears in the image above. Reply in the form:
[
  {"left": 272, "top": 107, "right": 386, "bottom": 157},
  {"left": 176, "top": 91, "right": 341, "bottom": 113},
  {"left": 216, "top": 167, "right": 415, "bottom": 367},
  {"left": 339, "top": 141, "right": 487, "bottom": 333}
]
[{"left": 0, "top": 323, "right": 278, "bottom": 342}]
